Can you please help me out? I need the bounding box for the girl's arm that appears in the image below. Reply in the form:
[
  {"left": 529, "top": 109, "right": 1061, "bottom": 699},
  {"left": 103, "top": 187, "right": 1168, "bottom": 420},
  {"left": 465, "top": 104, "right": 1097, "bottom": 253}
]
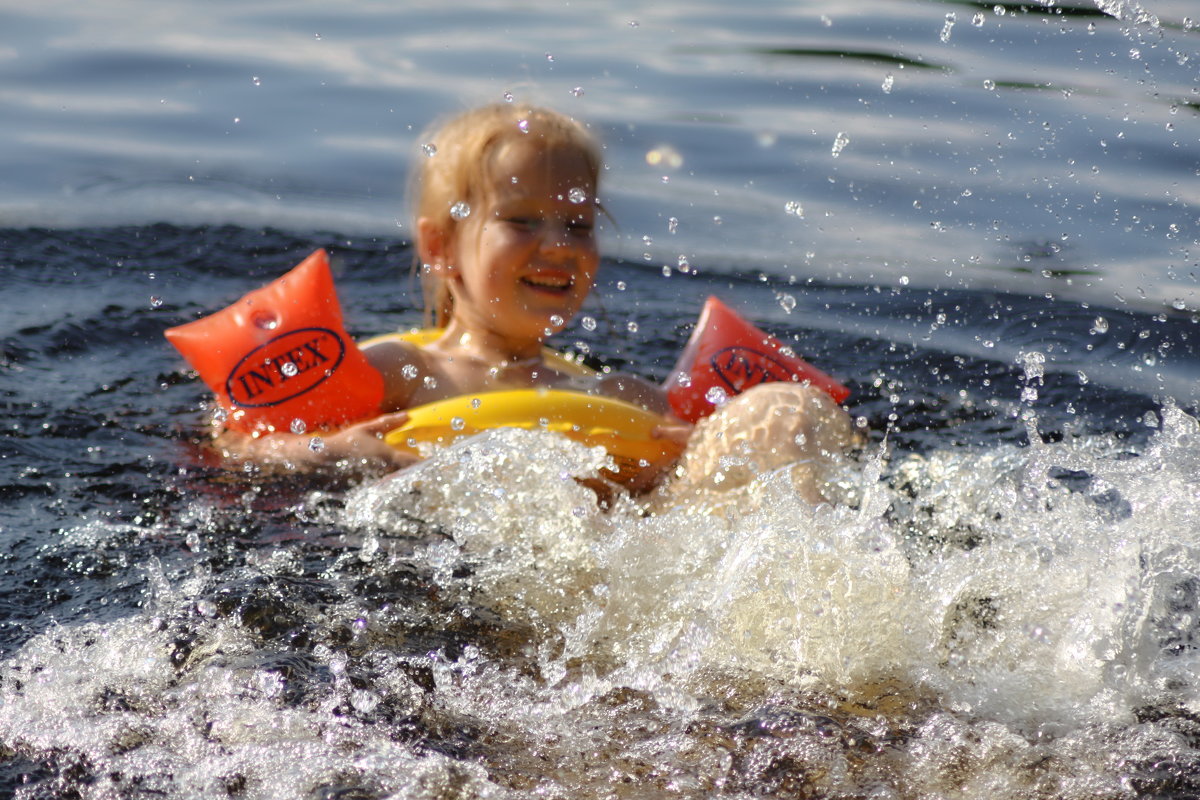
[{"left": 212, "top": 411, "right": 418, "bottom": 470}]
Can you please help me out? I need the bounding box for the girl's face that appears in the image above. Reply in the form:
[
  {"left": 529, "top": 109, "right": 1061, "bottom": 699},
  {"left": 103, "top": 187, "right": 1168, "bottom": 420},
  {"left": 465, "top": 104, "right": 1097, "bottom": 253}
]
[{"left": 442, "top": 138, "right": 599, "bottom": 346}]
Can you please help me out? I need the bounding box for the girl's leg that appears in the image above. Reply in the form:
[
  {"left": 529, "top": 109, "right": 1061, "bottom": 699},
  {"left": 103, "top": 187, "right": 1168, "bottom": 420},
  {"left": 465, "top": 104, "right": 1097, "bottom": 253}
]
[{"left": 658, "top": 382, "right": 858, "bottom": 505}]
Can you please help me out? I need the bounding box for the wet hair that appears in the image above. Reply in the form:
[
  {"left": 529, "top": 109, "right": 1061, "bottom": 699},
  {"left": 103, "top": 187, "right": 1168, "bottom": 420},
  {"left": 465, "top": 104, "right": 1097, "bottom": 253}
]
[{"left": 409, "top": 103, "right": 603, "bottom": 327}]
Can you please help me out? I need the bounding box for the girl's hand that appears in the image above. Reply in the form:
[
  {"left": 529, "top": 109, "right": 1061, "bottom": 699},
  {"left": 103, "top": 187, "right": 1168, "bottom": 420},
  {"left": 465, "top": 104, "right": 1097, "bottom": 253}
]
[{"left": 316, "top": 411, "right": 414, "bottom": 467}]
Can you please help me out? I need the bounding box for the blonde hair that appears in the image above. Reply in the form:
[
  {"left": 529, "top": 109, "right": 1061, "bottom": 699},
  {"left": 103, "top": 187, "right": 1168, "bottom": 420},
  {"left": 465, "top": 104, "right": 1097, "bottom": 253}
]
[{"left": 409, "top": 103, "right": 603, "bottom": 327}]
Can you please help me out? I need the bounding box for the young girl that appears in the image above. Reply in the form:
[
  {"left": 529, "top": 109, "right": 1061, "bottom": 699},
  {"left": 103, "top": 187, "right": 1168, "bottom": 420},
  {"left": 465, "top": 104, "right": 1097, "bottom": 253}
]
[{"left": 219, "top": 103, "right": 856, "bottom": 501}]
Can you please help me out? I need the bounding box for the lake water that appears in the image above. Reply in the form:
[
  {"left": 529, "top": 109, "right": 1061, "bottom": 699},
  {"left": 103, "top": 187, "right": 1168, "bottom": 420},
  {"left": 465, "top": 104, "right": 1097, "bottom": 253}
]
[{"left": 2, "top": 0, "right": 1200, "bottom": 797}]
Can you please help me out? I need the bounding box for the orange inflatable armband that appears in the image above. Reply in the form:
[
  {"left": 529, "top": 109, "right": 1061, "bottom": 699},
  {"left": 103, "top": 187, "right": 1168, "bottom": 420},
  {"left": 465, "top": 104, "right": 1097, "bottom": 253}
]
[
  {"left": 164, "top": 249, "right": 384, "bottom": 434},
  {"left": 665, "top": 295, "right": 850, "bottom": 423}
]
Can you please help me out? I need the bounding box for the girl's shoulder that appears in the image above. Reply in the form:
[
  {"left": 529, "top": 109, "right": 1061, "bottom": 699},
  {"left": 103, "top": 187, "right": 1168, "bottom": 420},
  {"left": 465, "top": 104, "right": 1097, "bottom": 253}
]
[{"left": 359, "top": 331, "right": 431, "bottom": 411}]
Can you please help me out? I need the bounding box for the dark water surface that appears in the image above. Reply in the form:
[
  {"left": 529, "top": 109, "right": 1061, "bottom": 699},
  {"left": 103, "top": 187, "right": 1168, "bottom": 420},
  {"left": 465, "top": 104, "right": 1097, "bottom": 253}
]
[{"left": 3, "top": 0, "right": 1200, "bottom": 797}]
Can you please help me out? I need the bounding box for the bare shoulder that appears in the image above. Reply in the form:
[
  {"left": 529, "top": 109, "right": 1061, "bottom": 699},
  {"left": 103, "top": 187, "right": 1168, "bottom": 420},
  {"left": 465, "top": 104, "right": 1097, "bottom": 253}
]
[
  {"left": 361, "top": 336, "right": 427, "bottom": 411},
  {"left": 595, "top": 370, "right": 671, "bottom": 415}
]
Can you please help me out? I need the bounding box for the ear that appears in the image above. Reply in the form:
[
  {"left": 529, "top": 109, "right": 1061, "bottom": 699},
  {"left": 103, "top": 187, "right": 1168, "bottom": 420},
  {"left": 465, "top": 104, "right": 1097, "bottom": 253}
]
[{"left": 417, "top": 216, "right": 456, "bottom": 275}]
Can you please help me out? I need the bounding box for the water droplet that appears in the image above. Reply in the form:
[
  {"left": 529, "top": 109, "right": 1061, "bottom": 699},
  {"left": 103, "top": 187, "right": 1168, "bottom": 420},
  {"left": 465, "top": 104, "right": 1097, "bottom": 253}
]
[
  {"left": 545, "top": 52, "right": 555, "bottom": 62},
  {"left": 251, "top": 76, "right": 262, "bottom": 86},
  {"left": 567, "top": 186, "right": 588, "bottom": 204},
  {"left": 784, "top": 200, "right": 804, "bottom": 217},
  {"left": 983, "top": 79, "right": 996, "bottom": 90},
  {"left": 941, "top": 12, "right": 956, "bottom": 42},
  {"left": 313, "top": 32, "right": 322, "bottom": 40},
  {"left": 450, "top": 201, "right": 471, "bottom": 220},
  {"left": 882, "top": 73, "right": 894, "bottom": 93},
  {"left": 675, "top": 373, "right": 692, "bottom": 388},
  {"left": 645, "top": 145, "right": 683, "bottom": 169},
  {"left": 421, "top": 142, "right": 437, "bottom": 157},
  {"left": 831, "top": 131, "right": 850, "bottom": 158},
  {"left": 549, "top": 314, "right": 564, "bottom": 328},
  {"left": 581, "top": 316, "right": 597, "bottom": 331},
  {"left": 668, "top": 217, "right": 679, "bottom": 234},
  {"left": 642, "top": 234, "right": 653, "bottom": 246},
  {"left": 705, "top": 386, "right": 729, "bottom": 406},
  {"left": 308, "top": 436, "right": 325, "bottom": 452},
  {"left": 253, "top": 312, "right": 279, "bottom": 330},
  {"left": 972, "top": 11, "right": 985, "bottom": 26},
  {"left": 401, "top": 364, "right": 419, "bottom": 379},
  {"left": 626, "top": 321, "right": 639, "bottom": 333},
  {"left": 149, "top": 295, "right": 163, "bottom": 308},
  {"left": 993, "top": 4, "right": 1005, "bottom": 16},
  {"left": 517, "top": 119, "right": 530, "bottom": 133},
  {"left": 1090, "top": 316, "right": 1109, "bottom": 335},
  {"left": 281, "top": 361, "right": 298, "bottom": 377},
  {"left": 423, "top": 376, "right": 438, "bottom": 390},
  {"left": 196, "top": 599, "right": 218, "bottom": 618},
  {"left": 661, "top": 265, "right": 672, "bottom": 277},
  {"left": 899, "top": 275, "right": 910, "bottom": 286},
  {"left": 470, "top": 397, "right": 482, "bottom": 409},
  {"left": 677, "top": 255, "right": 690, "bottom": 272},
  {"left": 779, "top": 294, "right": 796, "bottom": 313},
  {"left": 290, "top": 418, "right": 307, "bottom": 435},
  {"left": 502, "top": 91, "right": 514, "bottom": 102},
  {"left": 1129, "top": 48, "right": 1141, "bottom": 60},
  {"left": 450, "top": 417, "right": 466, "bottom": 431},
  {"left": 628, "top": 19, "right": 639, "bottom": 27},
  {"left": 570, "top": 86, "right": 584, "bottom": 97}
]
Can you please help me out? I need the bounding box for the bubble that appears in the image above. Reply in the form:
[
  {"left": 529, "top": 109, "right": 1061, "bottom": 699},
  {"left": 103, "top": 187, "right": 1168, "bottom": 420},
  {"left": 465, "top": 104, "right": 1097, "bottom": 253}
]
[
  {"left": 502, "top": 91, "right": 514, "bottom": 102},
  {"left": 972, "top": 11, "right": 985, "bottom": 26},
  {"left": 196, "top": 599, "right": 218, "bottom": 618},
  {"left": 662, "top": 265, "right": 672, "bottom": 277},
  {"left": 705, "top": 386, "right": 729, "bottom": 406},
  {"left": 251, "top": 76, "right": 262, "bottom": 86},
  {"left": 784, "top": 200, "right": 804, "bottom": 217},
  {"left": 675, "top": 373, "right": 692, "bottom": 388},
  {"left": 149, "top": 296, "right": 163, "bottom": 308},
  {"left": 779, "top": 294, "right": 796, "bottom": 313},
  {"left": 401, "top": 364, "right": 419, "bottom": 379},
  {"left": 993, "top": 4, "right": 1005, "bottom": 15},
  {"left": 308, "top": 437, "right": 325, "bottom": 452},
  {"left": 626, "top": 321, "right": 638, "bottom": 333},
  {"left": 677, "top": 255, "right": 690, "bottom": 272},
  {"left": 549, "top": 314, "right": 564, "bottom": 327},
  {"left": 570, "top": 86, "right": 584, "bottom": 97},
  {"left": 290, "top": 418, "right": 307, "bottom": 435},
  {"left": 668, "top": 217, "right": 679, "bottom": 234},
  {"left": 281, "top": 361, "right": 299, "bottom": 377},
  {"left": 545, "top": 52, "right": 555, "bottom": 62},
  {"left": 983, "top": 79, "right": 996, "bottom": 90},
  {"left": 423, "top": 376, "right": 438, "bottom": 389},
  {"left": 581, "top": 316, "right": 597, "bottom": 331},
  {"left": 568, "top": 187, "right": 587, "bottom": 204},
  {"left": 882, "top": 73, "right": 894, "bottom": 93},
  {"left": 450, "top": 417, "right": 466, "bottom": 431},
  {"left": 1090, "top": 316, "right": 1109, "bottom": 335},
  {"left": 421, "top": 142, "right": 437, "bottom": 157},
  {"left": 517, "top": 119, "right": 530, "bottom": 133},
  {"left": 450, "top": 201, "right": 471, "bottom": 220}
]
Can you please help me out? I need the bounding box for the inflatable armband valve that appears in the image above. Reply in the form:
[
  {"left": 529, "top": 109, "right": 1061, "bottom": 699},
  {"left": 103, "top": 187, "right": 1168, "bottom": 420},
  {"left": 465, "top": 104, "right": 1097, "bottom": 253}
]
[
  {"left": 665, "top": 295, "right": 850, "bottom": 423},
  {"left": 164, "top": 249, "right": 384, "bottom": 434}
]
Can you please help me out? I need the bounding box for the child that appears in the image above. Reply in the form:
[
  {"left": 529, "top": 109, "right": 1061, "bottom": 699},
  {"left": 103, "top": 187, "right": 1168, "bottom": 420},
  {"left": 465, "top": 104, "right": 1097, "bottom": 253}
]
[{"left": 218, "top": 103, "right": 856, "bottom": 501}]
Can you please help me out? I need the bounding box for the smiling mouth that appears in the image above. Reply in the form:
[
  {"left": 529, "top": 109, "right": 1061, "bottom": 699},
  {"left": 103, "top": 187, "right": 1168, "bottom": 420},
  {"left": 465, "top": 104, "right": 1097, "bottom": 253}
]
[{"left": 521, "top": 274, "right": 573, "bottom": 291}]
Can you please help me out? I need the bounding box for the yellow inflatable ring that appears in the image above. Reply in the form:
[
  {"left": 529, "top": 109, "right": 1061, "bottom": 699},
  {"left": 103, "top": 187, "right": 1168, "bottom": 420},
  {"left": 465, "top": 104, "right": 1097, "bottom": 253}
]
[
  {"left": 383, "top": 388, "right": 674, "bottom": 478},
  {"left": 365, "top": 330, "right": 678, "bottom": 480}
]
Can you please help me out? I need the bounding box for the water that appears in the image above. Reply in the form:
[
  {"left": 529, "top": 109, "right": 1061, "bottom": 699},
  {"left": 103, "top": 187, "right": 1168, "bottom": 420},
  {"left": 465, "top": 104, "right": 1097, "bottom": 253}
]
[{"left": 2, "top": 1, "right": 1200, "bottom": 797}]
